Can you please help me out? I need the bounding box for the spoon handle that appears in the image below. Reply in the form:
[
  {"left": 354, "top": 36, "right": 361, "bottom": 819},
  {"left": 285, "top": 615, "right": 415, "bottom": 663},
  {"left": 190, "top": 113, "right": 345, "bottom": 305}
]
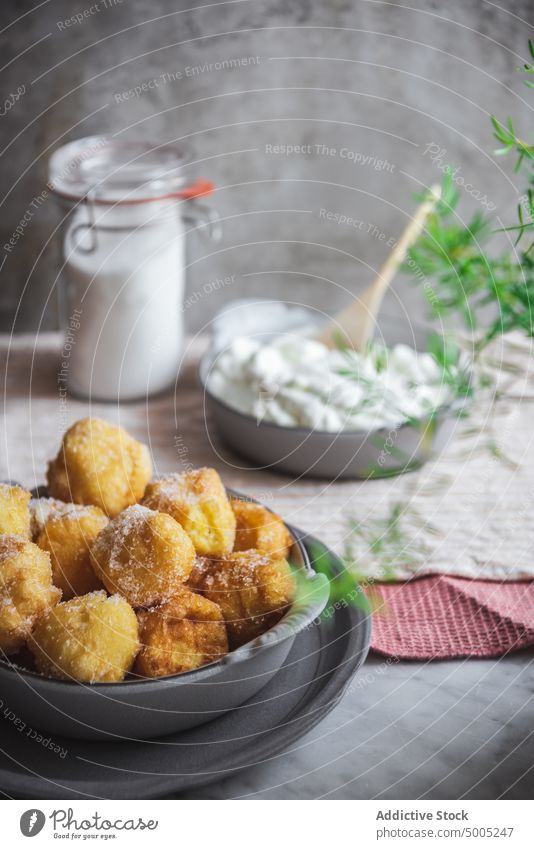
[{"left": 318, "top": 184, "right": 441, "bottom": 351}]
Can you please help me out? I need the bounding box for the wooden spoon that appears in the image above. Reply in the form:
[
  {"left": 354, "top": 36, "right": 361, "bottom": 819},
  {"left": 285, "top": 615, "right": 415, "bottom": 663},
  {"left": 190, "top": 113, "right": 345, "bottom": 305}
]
[{"left": 316, "top": 184, "right": 442, "bottom": 351}]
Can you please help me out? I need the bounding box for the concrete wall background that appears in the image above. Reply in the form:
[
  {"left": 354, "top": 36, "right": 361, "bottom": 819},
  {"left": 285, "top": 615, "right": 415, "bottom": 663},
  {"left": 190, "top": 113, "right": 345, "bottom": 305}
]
[{"left": 0, "top": 0, "right": 532, "bottom": 333}]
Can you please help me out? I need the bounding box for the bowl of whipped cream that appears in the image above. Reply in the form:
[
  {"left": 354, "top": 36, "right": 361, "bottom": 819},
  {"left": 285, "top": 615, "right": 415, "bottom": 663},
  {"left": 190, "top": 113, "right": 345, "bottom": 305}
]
[{"left": 199, "top": 300, "right": 470, "bottom": 480}]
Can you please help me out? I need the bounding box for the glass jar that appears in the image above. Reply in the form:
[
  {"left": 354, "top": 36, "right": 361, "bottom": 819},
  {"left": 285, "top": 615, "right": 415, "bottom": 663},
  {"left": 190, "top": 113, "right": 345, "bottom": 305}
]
[{"left": 49, "top": 136, "right": 220, "bottom": 401}]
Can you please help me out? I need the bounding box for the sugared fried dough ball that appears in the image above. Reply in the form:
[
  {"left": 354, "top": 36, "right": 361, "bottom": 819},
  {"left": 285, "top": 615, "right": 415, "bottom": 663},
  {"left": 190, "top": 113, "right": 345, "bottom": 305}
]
[
  {"left": 143, "top": 468, "right": 235, "bottom": 556},
  {"left": 0, "top": 484, "right": 31, "bottom": 538},
  {"left": 231, "top": 499, "right": 292, "bottom": 557},
  {"left": 91, "top": 505, "right": 195, "bottom": 608},
  {"left": 29, "top": 497, "right": 67, "bottom": 540},
  {"left": 186, "top": 557, "right": 212, "bottom": 592},
  {"left": 198, "top": 550, "right": 295, "bottom": 649},
  {"left": 46, "top": 417, "right": 152, "bottom": 517},
  {"left": 28, "top": 591, "right": 139, "bottom": 683},
  {"left": 134, "top": 586, "right": 228, "bottom": 678},
  {"left": 36, "top": 504, "right": 108, "bottom": 600},
  {"left": 0, "top": 536, "right": 61, "bottom": 655}
]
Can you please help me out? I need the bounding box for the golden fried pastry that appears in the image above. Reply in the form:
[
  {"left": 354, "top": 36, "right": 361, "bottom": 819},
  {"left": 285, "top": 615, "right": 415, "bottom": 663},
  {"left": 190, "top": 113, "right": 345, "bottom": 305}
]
[
  {"left": 46, "top": 417, "right": 152, "bottom": 517},
  {"left": 143, "top": 468, "right": 235, "bottom": 556},
  {"left": 231, "top": 499, "right": 292, "bottom": 557},
  {"left": 198, "top": 550, "right": 295, "bottom": 649},
  {"left": 36, "top": 504, "right": 108, "bottom": 600},
  {"left": 28, "top": 590, "right": 139, "bottom": 683},
  {"left": 91, "top": 505, "right": 195, "bottom": 608},
  {"left": 0, "top": 535, "right": 61, "bottom": 655},
  {"left": 186, "top": 557, "right": 212, "bottom": 592},
  {"left": 134, "top": 586, "right": 228, "bottom": 678},
  {"left": 0, "top": 484, "right": 31, "bottom": 538},
  {"left": 29, "top": 497, "right": 67, "bottom": 540}
]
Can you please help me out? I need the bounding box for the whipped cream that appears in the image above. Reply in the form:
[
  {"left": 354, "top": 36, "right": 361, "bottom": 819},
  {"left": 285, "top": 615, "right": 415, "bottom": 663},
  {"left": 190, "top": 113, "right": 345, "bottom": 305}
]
[{"left": 207, "top": 334, "right": 457, "bottom": 432}]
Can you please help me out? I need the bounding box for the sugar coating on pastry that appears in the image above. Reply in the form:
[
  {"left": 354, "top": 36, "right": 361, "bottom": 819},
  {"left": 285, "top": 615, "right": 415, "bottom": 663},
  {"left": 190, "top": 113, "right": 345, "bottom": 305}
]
[
  {"left": 134, "top": 585, "right": 228, "bottom": 678},
  {"left": 186, "top": 557, "right": 212, "bottom": 592},
  {"left": 37, "top": 504, "right": 108, "bottom": 599},
  {"left": 0, "top": 535, "right": 61, "bottom": 655},
  {"left": 231, "top": 499, "right": 292, "bottom": 557},
  {"left": 28, "top": 590, "right": 139, "bottom": 683},
  {"left": 29, "top": 497, "right": 68, "bottom": 540},
  {"left": 46, "top": 417, "right": 152, "bottom": 517},
  {"left": 198, "top": 549, "right": 295, "bottom": 649},
  {"left": 0, "top": 484, "right": 31, "bottom": 538},
  {"left": 142, "top": 468, "right": 236, "bottom": 556},
  {"left": 90, "top": 505, "right": 195, "bottom": 608}
]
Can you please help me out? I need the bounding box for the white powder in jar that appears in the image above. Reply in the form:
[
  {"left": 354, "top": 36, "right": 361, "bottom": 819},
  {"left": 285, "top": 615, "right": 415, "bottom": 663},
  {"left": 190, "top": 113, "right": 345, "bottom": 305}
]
[{"left": 63, "top": 200, "right": 184, "bottom": 401}]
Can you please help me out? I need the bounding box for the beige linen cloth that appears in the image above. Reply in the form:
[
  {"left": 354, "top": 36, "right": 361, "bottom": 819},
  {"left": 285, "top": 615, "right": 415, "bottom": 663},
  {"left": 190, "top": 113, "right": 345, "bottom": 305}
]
[{"left": 1, "top": 331, "right": 533, "bottom": 582}]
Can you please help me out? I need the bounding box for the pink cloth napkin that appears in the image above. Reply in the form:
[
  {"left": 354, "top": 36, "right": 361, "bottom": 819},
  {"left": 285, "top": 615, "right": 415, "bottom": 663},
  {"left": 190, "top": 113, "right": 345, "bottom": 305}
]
[{"left": 370, "top": 576, "right": 534, "bottom": 659}]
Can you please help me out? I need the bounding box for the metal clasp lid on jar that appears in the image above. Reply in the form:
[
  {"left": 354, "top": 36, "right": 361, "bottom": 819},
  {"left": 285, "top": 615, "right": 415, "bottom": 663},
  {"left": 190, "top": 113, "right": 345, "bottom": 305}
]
[{"left": 48, "top": 135, "right": 221, "bottom": 252}]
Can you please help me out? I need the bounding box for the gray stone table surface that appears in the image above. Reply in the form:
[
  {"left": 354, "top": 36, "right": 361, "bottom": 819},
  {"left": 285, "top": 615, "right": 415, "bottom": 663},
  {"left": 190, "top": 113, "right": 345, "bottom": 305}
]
[
  {"left": 174, "top": 650, "right": 534, "bottom": 800},
  {"left": 1, "top": 334, "right": 532, "bottom": 800}
]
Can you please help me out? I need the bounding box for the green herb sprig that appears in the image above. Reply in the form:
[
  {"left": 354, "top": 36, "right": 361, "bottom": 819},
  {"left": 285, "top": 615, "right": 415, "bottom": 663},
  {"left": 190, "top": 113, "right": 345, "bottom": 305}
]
[
  {"left": 339, "top": 42, "right": 534, "bottom": 587},
  {"left": 405, "top": 39, "right": 534, "bottom": 353}
]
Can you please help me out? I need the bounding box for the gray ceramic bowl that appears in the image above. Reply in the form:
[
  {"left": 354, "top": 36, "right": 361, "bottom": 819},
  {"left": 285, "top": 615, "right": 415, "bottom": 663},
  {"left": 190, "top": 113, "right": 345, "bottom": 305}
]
[
  {"left": 200, "top": 299, "right": 470, "bottom": 480},
  {"left": 0, "top": 524, "right": 329, "bottom": 742}
]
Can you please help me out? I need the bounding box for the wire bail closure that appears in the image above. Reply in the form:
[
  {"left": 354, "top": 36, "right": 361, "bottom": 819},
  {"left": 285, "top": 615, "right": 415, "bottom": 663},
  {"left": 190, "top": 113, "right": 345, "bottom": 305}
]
[{"left": 65, "top": 181, "right": 220, "bottom": 255}]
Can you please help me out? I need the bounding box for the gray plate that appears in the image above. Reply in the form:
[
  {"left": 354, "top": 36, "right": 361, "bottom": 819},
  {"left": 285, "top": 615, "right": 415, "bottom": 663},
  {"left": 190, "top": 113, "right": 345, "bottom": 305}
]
[
  {"left": 0, "top": 536, "right": 371, "bottom": 799},
  {"left": 199, "top": 299, "right": 469, "bottom": 480},
  {"left": 0, "top": 523, "right": 329, "bottom": 741}
]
